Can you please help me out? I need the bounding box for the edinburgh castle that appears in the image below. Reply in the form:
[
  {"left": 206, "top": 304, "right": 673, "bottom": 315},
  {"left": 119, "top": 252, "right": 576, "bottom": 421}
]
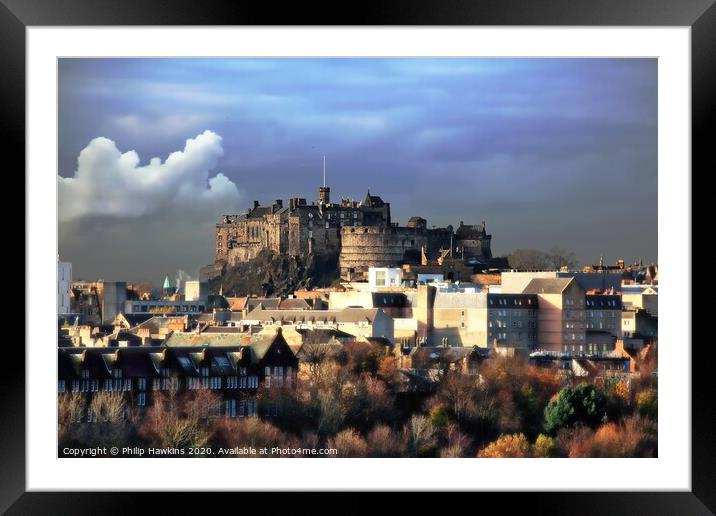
[{"left": 215, "top": 183, "right": 494, "bottom": 281}]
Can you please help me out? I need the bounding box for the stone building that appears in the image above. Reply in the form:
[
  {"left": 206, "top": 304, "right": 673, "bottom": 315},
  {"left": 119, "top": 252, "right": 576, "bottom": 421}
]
[{"left": 215, "top": 182, "right": 493, "bottom": 280}]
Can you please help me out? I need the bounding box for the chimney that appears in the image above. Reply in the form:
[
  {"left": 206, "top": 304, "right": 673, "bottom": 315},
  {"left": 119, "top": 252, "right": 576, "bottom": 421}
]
[
  {"left": 275, "top": 199, "right": 283, "bottom": 209},
  {"left": 253, "top": 200, "right": 260, "bottom": 209}
]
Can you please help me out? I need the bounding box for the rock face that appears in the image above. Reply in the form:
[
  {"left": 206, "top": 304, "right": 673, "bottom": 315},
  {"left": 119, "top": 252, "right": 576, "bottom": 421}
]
[{"left": 210, "top": 250, "right": 340, "bottom": 297}]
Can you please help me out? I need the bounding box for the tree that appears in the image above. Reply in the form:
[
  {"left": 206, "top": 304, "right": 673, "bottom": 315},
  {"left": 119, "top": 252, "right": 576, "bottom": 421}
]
[
  {"left": 477, "top": 433, "right": 530, "bottom": 458},
  {"left": 543, "top": 383, "right": 607, "bottom": 434},
  {"left": 404, "top": 415, "right": 437, "bottom": 457},
  {"left": 138, "top": 391, "right": 210, "bottom": 449},
  {"left": 328, "top": 428, "right": 369, "bottom": 458},
  {"left": 366, "top": 425, "right": 406, "bottom": 457},
  {"left": 546, "top": 246, "right": 578, "bottom": 271},
  {"left": 508, "top": 249, "right": 551, "bottom": 271},
  {"left": 532, "top": 434, "right": 557, "bottom": 458}
]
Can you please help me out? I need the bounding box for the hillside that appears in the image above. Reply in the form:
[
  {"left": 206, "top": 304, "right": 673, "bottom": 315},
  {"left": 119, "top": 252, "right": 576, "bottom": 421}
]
[{"left": 209, "top": 250, "right": 340, "bottom": 297}]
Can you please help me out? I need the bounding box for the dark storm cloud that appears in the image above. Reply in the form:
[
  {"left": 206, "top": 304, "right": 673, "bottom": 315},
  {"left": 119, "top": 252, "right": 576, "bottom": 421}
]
[{"left": 58, "top": 58, "right": 657, "bottom": 284}]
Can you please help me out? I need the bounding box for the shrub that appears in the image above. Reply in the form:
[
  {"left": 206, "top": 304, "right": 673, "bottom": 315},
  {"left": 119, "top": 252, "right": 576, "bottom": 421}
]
[
  {"left": 544, "top": 383, "right": 607, "bottom": 434},
  {"left": 477, "top": 433, "right": 530, "bottom": 458},
  {"left": 329, "top": 429, "right": 369, "bottom": 458}
]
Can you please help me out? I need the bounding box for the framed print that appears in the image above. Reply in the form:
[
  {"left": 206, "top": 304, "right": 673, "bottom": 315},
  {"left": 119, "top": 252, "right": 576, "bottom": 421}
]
[{"left": 4, "top": 0, "right": 710, "bottom": 512}]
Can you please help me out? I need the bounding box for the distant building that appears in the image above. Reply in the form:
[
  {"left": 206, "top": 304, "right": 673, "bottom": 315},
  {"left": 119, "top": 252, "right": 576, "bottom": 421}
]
[
  {"left": 621, "top": 285, "right": 658, "bottom": 316},
  {"left": 585, "top": 294, "right": 623, "bottom": 353},
  {"left": 215, "top": 182, "right": 492, "bottom": 281},
  {"left": 368, "top": 267, "right": 403, "bottom": 289},
  {"left": 58, "top": 260, "right": 72, "bottom": 316},
  {"left": 621, "top": 308, "right": 658, "bottom": 341},
  {"left": 184, "top": 280, "right": 209, "bottom": 303},
  {"left": 522, "top": 277, "right": 586, "bottom": 353},
  {"left": 235, "top": 306, "right": 395, "bottom": 342}
]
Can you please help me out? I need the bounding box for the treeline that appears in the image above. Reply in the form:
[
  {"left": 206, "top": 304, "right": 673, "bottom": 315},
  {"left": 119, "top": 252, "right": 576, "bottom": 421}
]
[{"left": 58, "top": 348, "right": 657, "bottom": 458}]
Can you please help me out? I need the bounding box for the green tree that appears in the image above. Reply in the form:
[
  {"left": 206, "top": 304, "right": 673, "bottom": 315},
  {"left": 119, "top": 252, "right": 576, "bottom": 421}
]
[{"left": 544, "top": 384, "right": 607, "bottom": 434}]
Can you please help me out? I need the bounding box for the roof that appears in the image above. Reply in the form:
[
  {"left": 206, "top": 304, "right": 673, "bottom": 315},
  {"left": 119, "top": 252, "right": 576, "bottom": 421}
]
[
  {"left": 248, "top": 205, "right": 275, "bottom": 219},
  {"left": 246, "top": 297, "right": 281, "bottom": 311},
  {"left": 134, "top": 315, "right": 188, "bottom": 334},
  {"left": 295, "top": 327, "right": 355, "bottom": 341},
  {"left": 362, "top": 190, "right": 385, "bottom": 207},
  {"left": 410, "top": 345, "right": 485, "bottom": 365},
  {"left": 115, "top": 313, "right": 154, "bottom": 328},
  {"left": 522, "top": 277, "right": 576, "bottom": 295},
  {"left": 278, "top": 298, "right": 311, "bottom": 310},
  {"left": 433, "top": 291, "right": 486, "bottom": 309},
  {"left": 201, "top": 326, "right": 246, "bottom": 334},
  {"left": 225, "top": 296, "right": 248, "bottom": 311},
  {"left": 585, "top": 295, "right": 622, "bottom": 309},
  {"left": 242, "top": 307, "right": 383, "bottom": 324},
  {"left": 487, "top": 293, "right": 538, "bottom": 308},
  {"left": 163, "top": 331, "right": 248, "bottom": 347}
]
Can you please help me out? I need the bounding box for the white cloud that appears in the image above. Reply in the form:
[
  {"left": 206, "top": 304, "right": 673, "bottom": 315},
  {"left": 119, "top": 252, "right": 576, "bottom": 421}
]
[{"left": 59, "top": 130, "right": 239, "bottom": 220}]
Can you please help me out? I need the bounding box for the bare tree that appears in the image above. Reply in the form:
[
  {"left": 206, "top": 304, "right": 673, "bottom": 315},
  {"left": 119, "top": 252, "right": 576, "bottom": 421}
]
[{"left": 404, "top": 415, "right": 437, "bottom": 457}]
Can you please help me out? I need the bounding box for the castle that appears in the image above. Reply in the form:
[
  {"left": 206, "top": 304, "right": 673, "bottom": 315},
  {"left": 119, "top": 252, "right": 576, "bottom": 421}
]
[{"left": 215, "top": 183, "right": 492, "bottom": 280}]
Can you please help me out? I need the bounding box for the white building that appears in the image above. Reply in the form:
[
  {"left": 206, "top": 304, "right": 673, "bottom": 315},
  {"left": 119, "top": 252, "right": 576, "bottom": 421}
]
[
  {"left": 58, "top": 260, "right": 72, "bottom": 315},
  {"left": 368, "top": 267, "right": 403, "bottom": 289},
  {"left": 184, "top": 280, "right": 209, "bottom": 302}
]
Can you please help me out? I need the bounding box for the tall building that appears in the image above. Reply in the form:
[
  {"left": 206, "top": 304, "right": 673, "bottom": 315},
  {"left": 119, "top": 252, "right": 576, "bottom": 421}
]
[
  {"left": 522, "top": 277, "right": 586, "bottom": 352},
  {"left": 58, "top": 259, "right": 72, "bottom": 316}
]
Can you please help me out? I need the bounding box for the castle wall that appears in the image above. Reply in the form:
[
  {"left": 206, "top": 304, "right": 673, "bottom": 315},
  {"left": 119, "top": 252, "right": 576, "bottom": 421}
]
[{"left": 339, "top": 226, "right": 428, "bottom": 280}]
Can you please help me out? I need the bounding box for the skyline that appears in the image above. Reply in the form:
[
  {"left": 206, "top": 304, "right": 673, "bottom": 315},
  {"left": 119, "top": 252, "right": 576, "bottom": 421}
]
[{"left": 58, "top": 58, "right": 657, "bottom": 284}]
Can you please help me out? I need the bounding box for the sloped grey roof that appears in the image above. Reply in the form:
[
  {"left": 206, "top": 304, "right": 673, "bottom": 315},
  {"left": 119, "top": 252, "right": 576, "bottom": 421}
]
[{"left": 522, "top": 277, "right": 575, "bottom": 294}]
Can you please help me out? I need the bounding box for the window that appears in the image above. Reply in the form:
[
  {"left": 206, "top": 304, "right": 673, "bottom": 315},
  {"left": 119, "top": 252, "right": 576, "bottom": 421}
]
[
  {"left": 187, "top": 377, "right": 200, "bottom": 390},
  {"left": 375, "top": 270, "right": 386, "bottom": 286},
  {"left": 225, "top": 399, "right": 237, "bottom": 418},
  {"left": 104, "top": 379, "right": 113, "bottom": 391},
  {"left": 227, "top": 376, "right": 238, "bottom": 389},
  {"left": 137, "top": 377, "right": 146, "bottom": 391},
  {"left": 58, "top": 380, "right": 66, "bottom": 393},
  {"left": 247, "top": 400, "right": 256, "bottom": 417},
  {"left": 201, "top": 367, "right": 210, "bottom": 388},
  {"left": 265, "top": 366, "right": 271, "bottom": 388},
  {"left": 210, "top": 376, "right": 222, "bottom": 390},
  {"left": 137, "top": 392, "right": 146, "bottom": 407}
]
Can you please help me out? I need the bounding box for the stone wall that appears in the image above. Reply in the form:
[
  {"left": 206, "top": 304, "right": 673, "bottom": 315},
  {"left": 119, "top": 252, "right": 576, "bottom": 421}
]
[{"left": 339, "top": 226, "right": 428, "bottom": 280}]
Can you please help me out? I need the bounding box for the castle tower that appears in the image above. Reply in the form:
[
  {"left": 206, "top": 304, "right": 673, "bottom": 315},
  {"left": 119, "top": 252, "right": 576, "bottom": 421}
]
[
  {"left": 318, "top": 155, "right": 330, "bottom": 205},
  {"left": 319, "top": 186, "right": 330, "bottom": 205}
]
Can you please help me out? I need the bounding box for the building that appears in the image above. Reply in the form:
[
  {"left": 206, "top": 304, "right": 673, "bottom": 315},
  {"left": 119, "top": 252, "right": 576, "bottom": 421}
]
[
  {"left": 184, "top": 280, "right": 209, "bottom": 302},
  {"left": 58, "top": 259, "right": 72, "bottom": 316},
  {"left": 69, "top": 280, "right": 127, "bottom": 325},
  {"left": 57, "top": 330, "right": 298, "bottom": 419},
  {"left": 585, "top": 294, "right": 622, "bottom": 353},
  {"left": 501, "top": 271, "right": 623, "bottom": 295},
  {"left": 522, "top": 277, "right": 586, "bottom": 353},
  {"left": 621, "top": 308, "right": 658, "bottom": 341},
  {"left": 409, "top": 284, "right": 538, "bottom": 350},
  {"left": 215, "top": 183, "right": 492, "bottom": 281},
  {"left": 123, "top": 299, "right": 206, "bottom": 316},
  {"left": 235, "top": 306, "right": 395, "bottom": 342},
  {"left": 368, "top": 267, "right": 403, "bottom": 289},
  {"left": 621, "top": 285, "right": 658, "bottom": 316}
]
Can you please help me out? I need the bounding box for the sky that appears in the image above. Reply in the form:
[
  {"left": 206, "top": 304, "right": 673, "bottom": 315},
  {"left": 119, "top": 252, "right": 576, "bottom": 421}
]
[{"left": 58, "top": 58, "right": 657, "bottom": 285}]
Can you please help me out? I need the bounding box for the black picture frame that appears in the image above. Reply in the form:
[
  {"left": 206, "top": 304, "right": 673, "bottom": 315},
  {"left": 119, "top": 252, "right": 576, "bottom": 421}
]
[{"left": 4, "top": 0, "right": 708, "bottom": 512}]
